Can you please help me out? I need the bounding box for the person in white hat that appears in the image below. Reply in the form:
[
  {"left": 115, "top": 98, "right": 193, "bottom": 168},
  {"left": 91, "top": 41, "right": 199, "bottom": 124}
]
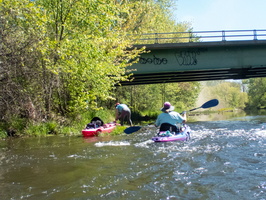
[{"left": 155, "top": 102, "right": 186, "bottom": 132}]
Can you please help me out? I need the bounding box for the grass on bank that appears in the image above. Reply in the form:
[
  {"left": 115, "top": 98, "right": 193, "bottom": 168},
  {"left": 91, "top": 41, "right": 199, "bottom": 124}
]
[
  {"left": 0, "top": 109, "right": 132, "bottom": 138},
  {"left": 0, "top": 108, "right": 207, "bottom": 138}
]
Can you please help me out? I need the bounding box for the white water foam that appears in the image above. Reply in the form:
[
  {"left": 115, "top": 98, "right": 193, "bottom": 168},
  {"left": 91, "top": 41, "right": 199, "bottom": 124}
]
[
  {"left": 95, "top": 141, "right": 130, "bottom": 147},
  {"left": 134, "top": 140, "right": 154, "bottom": 148}
]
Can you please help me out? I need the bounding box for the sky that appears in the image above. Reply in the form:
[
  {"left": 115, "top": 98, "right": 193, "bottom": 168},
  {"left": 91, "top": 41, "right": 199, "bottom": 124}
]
[{"left": 174, "top": 0, "right": 266, "bottom": 31}]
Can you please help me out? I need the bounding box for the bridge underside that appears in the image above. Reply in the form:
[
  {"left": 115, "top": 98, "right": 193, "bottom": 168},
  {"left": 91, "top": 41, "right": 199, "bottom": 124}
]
[{"left": 120, "top": 66, "right": 266, "bottom": 85}]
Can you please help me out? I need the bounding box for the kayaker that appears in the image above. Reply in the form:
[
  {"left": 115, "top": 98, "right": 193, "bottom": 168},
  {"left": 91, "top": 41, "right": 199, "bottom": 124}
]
[
  {"left": 115, "top": 103, "right": 133, "bottom": 126},
  {"left": 155, "top": 102, "right": 186, "bottom": 132}
]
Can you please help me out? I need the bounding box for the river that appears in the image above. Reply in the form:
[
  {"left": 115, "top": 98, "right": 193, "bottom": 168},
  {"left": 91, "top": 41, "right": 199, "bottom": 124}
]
[{"left": 0, "top": 113, "right": 265, "bottom": 200}]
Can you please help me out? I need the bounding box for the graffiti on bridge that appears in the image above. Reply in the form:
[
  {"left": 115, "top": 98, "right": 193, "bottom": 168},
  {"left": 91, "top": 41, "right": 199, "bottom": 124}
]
[
  {"left": 175, "top": 50, "right": 201, "bottom": 66},
  {"left": 139, "top": 55, "right": 167, "bottom": 65},
  {"left": 138, "top": 49, "right": 206, "bottom": 66}
]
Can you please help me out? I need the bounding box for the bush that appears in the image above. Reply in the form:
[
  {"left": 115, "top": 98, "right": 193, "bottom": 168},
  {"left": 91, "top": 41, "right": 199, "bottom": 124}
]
[
  {"left": 0, "top": 128, "right": 7, "bottom": 138},
  {"left": 25, "top": 123, "right": 50, "bottom": 136},
  {"left": 24, "top": 121, "right": 59, "bottom": 136}
]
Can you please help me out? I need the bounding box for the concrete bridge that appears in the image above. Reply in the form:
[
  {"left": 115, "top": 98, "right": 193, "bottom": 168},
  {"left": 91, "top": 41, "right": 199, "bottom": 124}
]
[{"left": 121, "top": 30, "right": 266, "bottom": 85}]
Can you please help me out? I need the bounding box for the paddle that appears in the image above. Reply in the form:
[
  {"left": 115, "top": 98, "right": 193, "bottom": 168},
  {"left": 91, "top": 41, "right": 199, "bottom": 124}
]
[
  {"left": 124, "top": 126, "right": 142, "bottom": 134},
  {"left": 124, "top": 99, "right": 219, "bottom": 134},
  {"left": 188, "top": 99, "right": 219, "bottom": 112}
]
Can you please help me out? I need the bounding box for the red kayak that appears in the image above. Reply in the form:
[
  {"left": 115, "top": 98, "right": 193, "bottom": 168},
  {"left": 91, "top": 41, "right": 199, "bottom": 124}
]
[{"left": 82, "top": 122, "right": 117, "bottom": 137}]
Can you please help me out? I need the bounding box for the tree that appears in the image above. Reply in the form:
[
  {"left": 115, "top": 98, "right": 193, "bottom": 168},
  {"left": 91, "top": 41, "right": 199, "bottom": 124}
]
[
  {"left": 0, "top": 0, "right": 144, "bottom": 123},
  {"left": 120, "top": 0, "right": 193, "bottom": 43},
  {"left": 208, "top": 81, "right": 248, "bottom": 109},
  {"left": 246, "top": 78, "right": 266, "bottom": 109},
  {"left": 0, "top": 0, "right": 47, "bottom": 122},
  {"left": 0, "top": 0, "right": 195, "bottom": 131},
  {"left": 114, "top": 82, "right": 200, "bottom": 114},
  {"left": 35, "top": 0, "right": 145, "bottom": 115}
]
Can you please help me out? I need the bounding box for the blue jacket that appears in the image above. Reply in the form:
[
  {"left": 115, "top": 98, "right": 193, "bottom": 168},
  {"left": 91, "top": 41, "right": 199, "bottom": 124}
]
[{"left": 155, "top": 111, "right": 184, "bottom": 127}]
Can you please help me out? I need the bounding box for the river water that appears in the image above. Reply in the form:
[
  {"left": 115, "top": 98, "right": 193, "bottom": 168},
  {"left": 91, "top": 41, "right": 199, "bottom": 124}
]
[{"left": 0, "top": 113, "right": 265, "bottom": 200}]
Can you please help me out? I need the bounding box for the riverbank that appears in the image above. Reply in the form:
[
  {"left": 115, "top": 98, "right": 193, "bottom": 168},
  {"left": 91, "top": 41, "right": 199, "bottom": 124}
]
[
  {"left": 1, "top": 108, "right": 265, "bottom": 138},
  {"left": 0, "top": 110, "right": 117, "bottom": 138}
]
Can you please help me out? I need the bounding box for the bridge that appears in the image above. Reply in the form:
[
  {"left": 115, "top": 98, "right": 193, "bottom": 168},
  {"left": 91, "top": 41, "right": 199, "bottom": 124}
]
[{"left": 121, "top": 29, "right": 266, "bottom": 85}]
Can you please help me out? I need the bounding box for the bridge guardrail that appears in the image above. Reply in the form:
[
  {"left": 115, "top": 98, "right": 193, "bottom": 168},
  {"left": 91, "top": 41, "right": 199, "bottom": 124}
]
[{"left": 132, "top": 29, "right": 266, "bottom": 44}]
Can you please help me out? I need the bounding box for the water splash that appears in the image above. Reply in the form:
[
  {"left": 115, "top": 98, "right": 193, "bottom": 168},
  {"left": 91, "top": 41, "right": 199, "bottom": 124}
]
[{"left": 95, "top": 141, "right": 130, "bottom": 147}]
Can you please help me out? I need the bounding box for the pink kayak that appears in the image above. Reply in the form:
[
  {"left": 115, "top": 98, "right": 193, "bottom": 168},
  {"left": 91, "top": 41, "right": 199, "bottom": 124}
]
[
  {"left": 82, "top": 122, "right": 118, "bottom": 137},
  {"left": 152, "top": 124, "right": 191, "bottom": 142}
]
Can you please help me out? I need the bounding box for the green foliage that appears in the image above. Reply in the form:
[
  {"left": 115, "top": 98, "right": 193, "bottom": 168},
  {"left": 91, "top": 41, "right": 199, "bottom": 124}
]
[
  {"left": 121, "top": 0, "right": 191, "bottom": 33},
  {"left": 166, "top": 82, "right": 201, "bottom": 111},
  {"left": 6, "top": 116, "right": 28, "bottom": 136},
  {"left": 34, "top": 0, "right": 145, "bottom": 114},
  {"left": 246, "top": 78, "right": 266, "bottom": 109},
  {"left": 0, "top": 0, "right": 145, "bottom": 121},
  {"left": 121, "top": 0, "right": 193, "bottom": 44},
  {"left": 1, "top": 0, "right": 48, "bottom": 122},
  {"left": 58, "top": 126, "right": 79, "bottom": 136},
  {"left": 202, "top": 81, "right": 248, "bottom": 109},
  {"left": 25, "top": 123, "right": 50, "bottom": 136},
  {"left": 24, "top": 121, "right": 59, "bottom": 136},
  {"left": 109, "top": 126, "right": 127, "bottom": 136},
  {"left": 45, "top": 121, "right": 58, "bottom": 134},
  {"left": 0, "top": 129, "right": 7, "bottom": 138},
  {"left": 58, "top": 109, "right": 116, "bottom": 136},
  {"left": 114, "top": 82, "right": 201, "bottom": 113},
  {"left": 0, "top": 0, "right": 195, "bottom": 138}
]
